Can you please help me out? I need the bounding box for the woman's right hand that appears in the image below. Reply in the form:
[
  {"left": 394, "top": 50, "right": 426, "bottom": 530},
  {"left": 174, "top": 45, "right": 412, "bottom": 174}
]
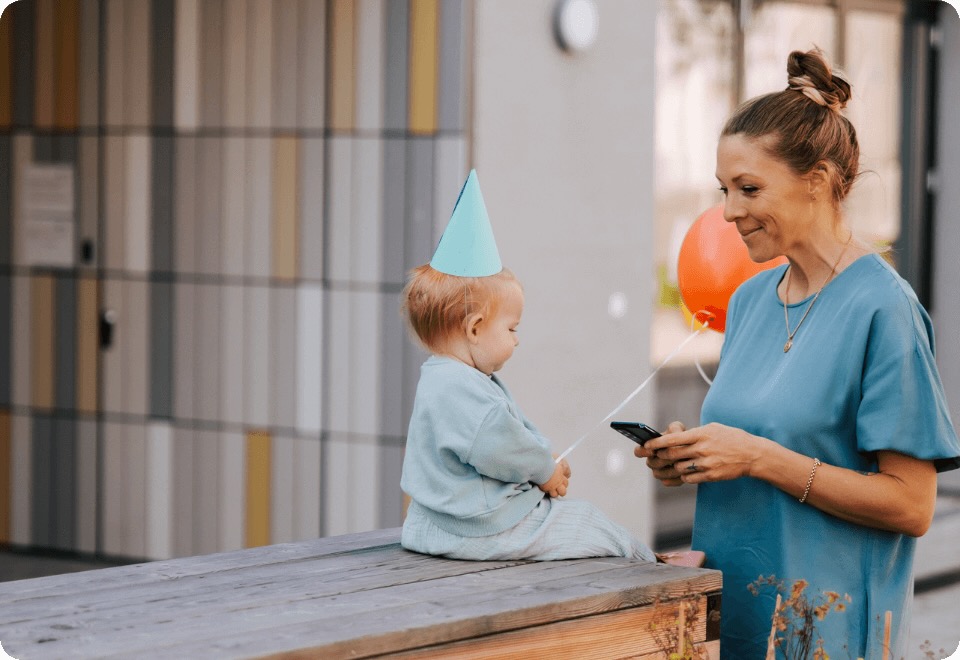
[{"left": 634, "top": 420, "right": 686, "bottom": 486}]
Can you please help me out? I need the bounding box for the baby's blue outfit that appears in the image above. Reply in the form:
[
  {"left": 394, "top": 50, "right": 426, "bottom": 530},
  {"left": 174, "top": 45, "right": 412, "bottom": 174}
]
[
  {"left": 401, "top": 355, "right": 655, "bottom": 561},
  {"left": 696, "top": 254, "right": 960, "bottom": 659}
]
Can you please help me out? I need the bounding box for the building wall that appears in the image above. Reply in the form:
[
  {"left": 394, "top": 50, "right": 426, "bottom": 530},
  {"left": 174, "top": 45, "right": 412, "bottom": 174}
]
[
  {"left": 0, "top": 0, "right": 471, "bottom": 559},
  {"left": 932, "top": 3, "right": 960, "bottom": 488},
  {"left": 471, "top": 0, "right": 659, "bottom": 541}
]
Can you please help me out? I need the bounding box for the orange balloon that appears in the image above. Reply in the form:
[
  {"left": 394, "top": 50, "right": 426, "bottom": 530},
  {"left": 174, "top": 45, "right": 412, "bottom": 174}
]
[{"left": 677, "top": 205, "right": 786, "bottom": 333}]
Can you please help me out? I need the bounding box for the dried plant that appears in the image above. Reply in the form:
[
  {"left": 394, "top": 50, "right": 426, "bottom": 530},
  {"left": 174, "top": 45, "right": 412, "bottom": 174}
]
[
  {"left": 749, "top": 575, "right": 851, "bottom": 660},
  {"left": 648, "top": 595, "right": 711, "bottom": 660}
]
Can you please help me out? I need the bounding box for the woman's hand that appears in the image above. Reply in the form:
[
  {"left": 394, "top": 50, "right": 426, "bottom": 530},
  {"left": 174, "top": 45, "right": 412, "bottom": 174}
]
[
  {"left": 634, "top": 421, "right": 686, "bottom": 486},
  {"left": 635, "top": 421, "right": 763, "bottom": 485}
]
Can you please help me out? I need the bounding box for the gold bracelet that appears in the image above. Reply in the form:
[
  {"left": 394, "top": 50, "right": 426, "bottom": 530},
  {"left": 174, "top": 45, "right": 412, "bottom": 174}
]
[{"left": 799, "top": 457, "right": 821, "bottom": 503}]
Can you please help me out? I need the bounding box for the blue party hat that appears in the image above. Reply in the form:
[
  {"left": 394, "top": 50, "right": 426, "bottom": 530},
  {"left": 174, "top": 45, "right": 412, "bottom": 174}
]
[{"left": 430, "top": 169, "right": 503, "bottom": 277}]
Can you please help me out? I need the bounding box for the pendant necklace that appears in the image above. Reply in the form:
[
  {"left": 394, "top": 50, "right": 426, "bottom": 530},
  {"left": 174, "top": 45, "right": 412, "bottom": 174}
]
[{"left": 782, "top": 243, "right": 849, "bottom": 353}]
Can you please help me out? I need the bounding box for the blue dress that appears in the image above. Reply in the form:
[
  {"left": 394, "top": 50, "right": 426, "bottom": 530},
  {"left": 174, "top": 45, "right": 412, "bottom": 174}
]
[{"left": 695, "top": 254, "right": 960, "bottom": 659}]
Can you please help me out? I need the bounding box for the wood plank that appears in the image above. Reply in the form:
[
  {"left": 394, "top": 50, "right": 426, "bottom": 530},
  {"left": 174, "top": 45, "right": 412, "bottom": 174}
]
[
  {"left": 0, "top": 529, "right": 721, "bottom": 660},
  {"left": 367, "top": 597, "right": 709, "bottom": 660}
]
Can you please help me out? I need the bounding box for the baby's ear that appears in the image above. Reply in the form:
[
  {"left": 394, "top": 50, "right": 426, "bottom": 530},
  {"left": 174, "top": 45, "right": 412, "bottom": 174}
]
[{"left": 464, "top": 313, "right": 484, "bottom": 343}]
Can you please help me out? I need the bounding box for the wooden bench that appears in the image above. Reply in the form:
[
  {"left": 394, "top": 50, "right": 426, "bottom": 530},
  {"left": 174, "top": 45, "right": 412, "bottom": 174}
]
[{"left": 0, "top": 528, "right": 721, "bottom": 658}]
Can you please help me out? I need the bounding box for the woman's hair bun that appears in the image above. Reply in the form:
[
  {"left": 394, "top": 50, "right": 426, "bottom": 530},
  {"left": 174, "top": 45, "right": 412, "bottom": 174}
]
[{"left": 786, "top": 48, "right": 851, "bottom": 112}]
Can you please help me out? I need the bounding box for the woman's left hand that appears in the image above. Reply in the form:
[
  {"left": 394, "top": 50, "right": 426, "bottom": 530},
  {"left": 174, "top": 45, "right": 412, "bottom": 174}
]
[{"left": 640, "top": 422, "right": 763, "bottom": 484}]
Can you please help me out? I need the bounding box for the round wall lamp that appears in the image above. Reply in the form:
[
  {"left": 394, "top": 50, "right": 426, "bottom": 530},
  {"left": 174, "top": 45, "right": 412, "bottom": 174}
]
[{"left": 553, "top": 0, "right": 599, "bottom": 53}]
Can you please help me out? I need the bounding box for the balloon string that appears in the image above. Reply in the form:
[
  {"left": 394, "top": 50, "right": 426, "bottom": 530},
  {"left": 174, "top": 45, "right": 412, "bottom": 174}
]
[
  {"left": 690, "top": 310, "right": 715, "bottom": 387},
  {"left": 555, "top": 314, "right": 711, "bottom": 464}
]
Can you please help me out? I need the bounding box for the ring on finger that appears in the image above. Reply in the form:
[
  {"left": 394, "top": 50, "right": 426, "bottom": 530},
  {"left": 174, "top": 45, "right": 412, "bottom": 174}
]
[{"left": 686, "top": 463, "right": 699, "bottom": 473}]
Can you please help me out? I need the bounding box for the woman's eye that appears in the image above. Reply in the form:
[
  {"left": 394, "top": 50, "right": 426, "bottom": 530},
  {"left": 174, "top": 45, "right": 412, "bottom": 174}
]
[
  {"left": 742, "top": 185, "right": 759, "bottom": 194},
  {"left": 717, "top": 186, "right": 728, "bottom": 195}
]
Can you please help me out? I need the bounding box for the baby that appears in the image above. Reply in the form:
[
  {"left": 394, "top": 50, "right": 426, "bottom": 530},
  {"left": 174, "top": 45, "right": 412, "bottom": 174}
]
[{"left": 398, "top": 170, "right": 675, "bottom": 563}]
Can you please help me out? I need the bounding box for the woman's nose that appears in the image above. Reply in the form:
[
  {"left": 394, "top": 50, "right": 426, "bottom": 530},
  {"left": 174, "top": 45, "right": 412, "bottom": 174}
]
[{"left": 722, "top": 201, "right": 742, "bottom": 223}]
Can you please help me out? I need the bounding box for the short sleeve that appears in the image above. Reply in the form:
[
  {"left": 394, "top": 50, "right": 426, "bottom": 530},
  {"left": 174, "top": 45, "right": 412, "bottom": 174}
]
[{"left": 856, "top": 297, "right": 960, "bottom": 472}]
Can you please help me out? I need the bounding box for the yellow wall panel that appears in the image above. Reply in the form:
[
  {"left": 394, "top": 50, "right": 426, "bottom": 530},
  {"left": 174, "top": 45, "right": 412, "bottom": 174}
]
[
  {"left": 34, "top": 0, "right": 55, "bottom": 129},
  {"left": 54, "top": 0, "right": 80, "bottom": 130},
  {"left": 76, "top": 276, "right": 99, "bottom": 414},
  {"left": 0, "top": 7, "right": 12, "bottom": 128},
  {"left": 245, "top": 431, "right": 272, "bottom": 548},
  {"left": 409, "top": 0, "right": 439, "bottom": 135},
  {"left": 272, "top": 137, "right": 298, "bottom": 281},
  {"left": 328, "top": 0, "right": 355, "bottom": 131},
  {"left": 0, "top": 410, "right": 10, "bottom": 544},
  {"left": 30, "top": 276, "right": 55, "bottom": 410}
]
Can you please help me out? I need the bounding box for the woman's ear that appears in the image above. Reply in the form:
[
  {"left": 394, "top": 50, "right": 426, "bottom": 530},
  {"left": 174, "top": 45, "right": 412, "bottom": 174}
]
[
  {"left": 807, "top": 161, "right": 833, "bottom": 199},
  {"left": 464, "top": 313, "right": 484, "bottom": 344}
]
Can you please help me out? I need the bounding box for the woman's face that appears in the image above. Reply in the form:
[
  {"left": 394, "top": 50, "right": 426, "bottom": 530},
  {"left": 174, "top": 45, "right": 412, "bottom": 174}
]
[{"left": 716, "top": 133, "right": 814, "bottom": 263}]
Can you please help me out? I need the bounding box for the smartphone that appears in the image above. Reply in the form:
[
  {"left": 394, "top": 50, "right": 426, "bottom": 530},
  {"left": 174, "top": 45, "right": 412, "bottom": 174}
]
[{"left": 610, "top": 421, "right": 662, "bottom": 446}]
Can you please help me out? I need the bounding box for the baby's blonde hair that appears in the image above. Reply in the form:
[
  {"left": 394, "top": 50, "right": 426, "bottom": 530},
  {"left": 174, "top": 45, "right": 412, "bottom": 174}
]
[{"left": 401, "top": 264, "right": 520, "bottom": 352}]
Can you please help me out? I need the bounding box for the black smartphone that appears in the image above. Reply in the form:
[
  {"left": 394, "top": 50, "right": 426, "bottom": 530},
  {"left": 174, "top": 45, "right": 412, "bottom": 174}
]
[{"left": 610, "top": 421, "right": 662, "bottom": 446}]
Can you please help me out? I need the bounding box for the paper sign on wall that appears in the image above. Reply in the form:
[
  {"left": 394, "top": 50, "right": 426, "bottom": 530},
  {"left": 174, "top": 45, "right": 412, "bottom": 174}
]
[{"left": 19, "top": 164, "right": 76, "bottom": 268}]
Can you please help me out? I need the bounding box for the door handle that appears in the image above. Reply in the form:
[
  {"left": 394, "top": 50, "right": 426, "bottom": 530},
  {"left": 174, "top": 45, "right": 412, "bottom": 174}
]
[{"left": 100, "top": 309, "right": 117, "bottom": 349}]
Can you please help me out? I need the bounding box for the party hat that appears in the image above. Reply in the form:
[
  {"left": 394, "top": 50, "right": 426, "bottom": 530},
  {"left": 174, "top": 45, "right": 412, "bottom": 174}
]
[{"left": 430, "top": 169, "right": 503, "bottom": 277}]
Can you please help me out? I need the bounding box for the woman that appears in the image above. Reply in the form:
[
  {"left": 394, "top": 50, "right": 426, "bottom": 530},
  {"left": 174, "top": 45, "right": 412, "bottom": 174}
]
[{"left": 638, "top": 49, "right": 960, "bottom": 658}]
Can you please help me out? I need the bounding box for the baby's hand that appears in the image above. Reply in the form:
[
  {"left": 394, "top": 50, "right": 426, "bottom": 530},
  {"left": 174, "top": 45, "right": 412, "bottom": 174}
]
[{"left": 538, "top": 463, "right": 569, "bottom": 498}]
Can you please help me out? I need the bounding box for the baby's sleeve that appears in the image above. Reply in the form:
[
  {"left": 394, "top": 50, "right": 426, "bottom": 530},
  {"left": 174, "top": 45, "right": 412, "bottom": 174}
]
[{"left": 468, "top": 401, "right": 558, "bottom": 485}]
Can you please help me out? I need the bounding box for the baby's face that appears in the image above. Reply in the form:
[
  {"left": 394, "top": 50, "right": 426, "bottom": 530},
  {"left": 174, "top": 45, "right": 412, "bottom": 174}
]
[{"left": 471, "top": 284, "right": 523, "bottom": 375}]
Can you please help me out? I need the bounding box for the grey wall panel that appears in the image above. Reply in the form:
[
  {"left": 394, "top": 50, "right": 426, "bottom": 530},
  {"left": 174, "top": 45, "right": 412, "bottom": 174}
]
[
  {"left": 272, "top": 0, "right": 299, "bottom": 131},
  {"left": 124, "top": 279, "right": 150, "bottom": 417},
  {"left": 349, "top": 292, "right": 381, "bottom": 436},
  {"left": 351, "top": 138, "right": 384, "bottom": 283},
  {"left": 378, "top": 437, "right": 404, "bottom": 528},
  {"left": 193, "top": 429, "right": 219, "bottom": 555},
  {"left": 11, "top": 275, "right": 30, "bottom": 409},
  {"left": 30, "top": 414, "right": 53, "bottom": 547},
  {"left": 174, "top": 136, "right": 197, "bottom": 275},
  {"left": 197, "top": 137, "right": 222, "bottom": 277},
  {"left": 438, "top": 0, "right": 466, "bottom": 133},
  {"left": 199, "top": 0, "right": 223, "bottom": 128},
  {"left": 194, "top": 283, "right": 221, "bottom": 422},
  {"left": 324, "top": 290, "right": 350, "bottom": 433},
  {"left": 432, "top": 137, "right": 467, "bottom": 240},
  {"left": 172, "top": 427, "right": 195, "bottom": 557},
  {"left": 10, "top": 414, "right": 32, "bottom": 545},
  {"left": 52, "top": 417, "right": 77, "bottom": 551},
  {"left": 270, "top": 286, "right": 297, "bottom": 428},
  {"left": 383, "top": 0, "right": 409, "bottom": 132},
  {"left": 404, "top": 139, "right": 436, "bottom": 270},
  {"left": 151, "top": 0, "right": 175, "bottom": 128},
  {"left": 221, "top": 138, "right": 246, "bottom": 277},
  {"left": 75, "top": 418, "right": 98, "bottom": 554},
  {"left": 173, "top": 281, "right": 196, "bottom": 420},
  {"left": 151, "top": 136, "right": 174, "bottom": 273},
  {"left": 0, "top": 275, "right": 10, "bottom": 406},
  {"left": 78, "top": 0, "right": 100, "bottom": 127},
  {"left": 325, "top": 137, "right": 353, "bottom": 283},
  {"left": 246, "top": 0, "right": 273, "bottom": 129},
  {"left": 124, "top": 0, "right": 152, "bottom": 128},
  {"left": 243, "top": 285, "right": 270, "bottom": 428},
  {"left": 218, "top": 431, "right": 244, "bottom": 552},
  {"left": 378, "top": 290, "right": 405, "bottom": 437},
  {"left": 103, "top": 136, "right": 125, "bottom": 271},
  {"left": 355, "top": 0, "right": 386, "bottom": 132},
  {"left": 296, "top": 285, "right": 323, "bottom": 434},
  {"left": 150, "top": 280, "right": 174, "bottom": 418},
  {"left": 221, "top": 0, "right": 247, "bottom": 129},
  {"left": 104, "top": 0, "right": 125, "bottom": 128},
  {"left": 100, "top": 278, "right": 124, "bottom": 414},
  {"left": 245, "top": 138, "right": 271, "bottom": 279},
  {"left": 298, "top": 138, "right": 325, "bottom": 281},
  {"left": 219, "top": 284, "right": 245, "bottom": 426},
  {"left": 297, "top": 0, "right": 326, "bottom": 130},
  {"left": 54, "top": 275, "right": 77, "bottom": 410},
  {"left": 11, "top": 0, "right": 35, "bottom": 127},
  {"left": 78, "top": 137, "right": 100, "bottom": 270},
  {"left": 270, "top": 433, "right": 295, "bottom": 543},
  {"left": 381, "top": 138, "right": 407, "bottom": 286},
  {"left": 0, "top": 136, "right": 10, "bottom": 266},
  {"left": 293, "top": 435, "right": 321, "bottom": 540}
]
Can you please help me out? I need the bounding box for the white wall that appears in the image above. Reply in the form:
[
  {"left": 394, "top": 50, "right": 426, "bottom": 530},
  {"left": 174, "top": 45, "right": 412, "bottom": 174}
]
[{"left": 472, "top": 0, "right": 659, "bottom": 541}]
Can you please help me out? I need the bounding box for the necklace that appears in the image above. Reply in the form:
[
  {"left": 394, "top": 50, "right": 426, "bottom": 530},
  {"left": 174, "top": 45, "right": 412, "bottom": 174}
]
[{"left": 782, "top": 244, "right": 848, "bottom": 353}]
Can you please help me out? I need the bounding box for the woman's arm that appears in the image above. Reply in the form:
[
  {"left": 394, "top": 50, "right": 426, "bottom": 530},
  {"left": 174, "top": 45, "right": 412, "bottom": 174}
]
[{"left": 640, "top": 422, "right": 938, "bottom": 537}]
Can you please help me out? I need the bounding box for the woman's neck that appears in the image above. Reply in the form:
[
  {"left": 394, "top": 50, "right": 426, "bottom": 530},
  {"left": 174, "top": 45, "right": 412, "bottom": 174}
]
[{"left": 782, "top": 225, "right": 863, "bottom": 301}]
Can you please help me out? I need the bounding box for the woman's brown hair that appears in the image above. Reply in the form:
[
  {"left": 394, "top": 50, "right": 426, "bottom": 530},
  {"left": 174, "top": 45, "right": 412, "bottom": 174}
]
[
  {"left": 401, "top": 264, "right": 520, "bottom": 352},
  {"left": 722, "top": 48, "right": 860, "bottom": 204}
]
